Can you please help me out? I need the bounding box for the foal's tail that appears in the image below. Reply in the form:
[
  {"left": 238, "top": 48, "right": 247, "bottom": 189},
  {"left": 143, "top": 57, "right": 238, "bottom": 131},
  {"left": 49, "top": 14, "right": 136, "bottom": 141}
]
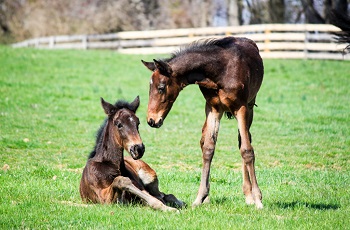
[{"left": 225, "top": 112, "right": 234, "bottom": 119}]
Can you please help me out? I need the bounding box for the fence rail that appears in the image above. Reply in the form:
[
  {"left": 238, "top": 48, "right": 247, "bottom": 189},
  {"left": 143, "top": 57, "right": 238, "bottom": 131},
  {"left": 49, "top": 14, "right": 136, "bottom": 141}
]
[{"left": 12, "top": 24, "right": 349, "bottom": 60}]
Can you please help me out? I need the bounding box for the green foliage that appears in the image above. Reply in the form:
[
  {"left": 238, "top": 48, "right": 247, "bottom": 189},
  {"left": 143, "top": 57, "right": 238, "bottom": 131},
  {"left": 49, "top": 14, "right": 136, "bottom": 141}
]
[{"left": 0, "top": 45, "right": 349, "bottom": 229}]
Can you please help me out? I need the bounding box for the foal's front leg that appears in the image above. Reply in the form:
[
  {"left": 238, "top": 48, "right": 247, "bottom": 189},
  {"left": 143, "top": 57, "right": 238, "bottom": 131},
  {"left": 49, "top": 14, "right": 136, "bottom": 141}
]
[
  {"left": 192, "top": 106, "right": 222, "bottom": 207},
  {"left": 112, "top": 176, "right": 178, "bottom": 212},
  {"left": 144, "top": 179, "right": 186, "bottom": 209}
]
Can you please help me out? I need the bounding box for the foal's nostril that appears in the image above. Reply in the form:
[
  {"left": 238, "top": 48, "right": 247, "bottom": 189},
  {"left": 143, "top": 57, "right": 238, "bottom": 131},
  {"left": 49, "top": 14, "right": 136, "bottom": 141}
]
[
  {"left": 158, "top": 118, "right": 163, "bottom": 127},
  {"left": 137, "top": 143, "right": 145, "bottom": 155},
  {"left": 131, "top": 143, "right": 145, "bottom": 159},
  {"left": 148, "top": 118, "right": 155, "bottom": 127}
]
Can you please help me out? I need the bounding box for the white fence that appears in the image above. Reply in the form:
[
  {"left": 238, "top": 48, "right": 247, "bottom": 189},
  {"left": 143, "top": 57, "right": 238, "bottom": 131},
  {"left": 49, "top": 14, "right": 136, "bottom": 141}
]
[{"left": 12, "top": 24, "right": 349, "bottom": 60}]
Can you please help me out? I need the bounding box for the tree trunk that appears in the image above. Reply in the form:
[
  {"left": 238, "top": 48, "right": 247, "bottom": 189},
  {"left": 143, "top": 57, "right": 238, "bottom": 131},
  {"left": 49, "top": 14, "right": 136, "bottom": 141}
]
[
  {"left": 302, "top": 0, "right": 325, "bottom": 23},
  {"left": 324, "top": 0, "right": 348, "bottom": 23},
  {"left": 227, "top": 0, "right": 239, "bottom": 26},
  {"left": 268, "top": 0, "right": 285, "bottom": 23}
]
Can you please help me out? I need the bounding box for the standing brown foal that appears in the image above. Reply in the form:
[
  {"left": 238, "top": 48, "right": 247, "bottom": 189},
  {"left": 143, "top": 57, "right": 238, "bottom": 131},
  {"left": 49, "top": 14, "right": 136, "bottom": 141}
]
[
  {"left": 142, "top": 37, "right": 264, "bottom": 209},
  {"left": 79, "top": 96, "right": 184, "bottom": 211}
]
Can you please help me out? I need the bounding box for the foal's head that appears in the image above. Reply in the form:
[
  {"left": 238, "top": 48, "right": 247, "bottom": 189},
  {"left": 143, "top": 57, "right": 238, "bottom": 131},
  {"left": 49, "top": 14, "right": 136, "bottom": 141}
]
[
  {"left": 142, "top": 59, "right": 181, "bottom": 128},
  {"left": 101, "top": 96, "right": 145, "bottom": 160}
]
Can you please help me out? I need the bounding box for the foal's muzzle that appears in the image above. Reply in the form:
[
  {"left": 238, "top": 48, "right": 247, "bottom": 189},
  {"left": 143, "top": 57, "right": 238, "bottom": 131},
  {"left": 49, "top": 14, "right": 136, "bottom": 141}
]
[
  {"left": 130, "top": 143, "right": 145, "bottom": 160},
  {"left": 148, "top": 118, "right": 163, "bottom": 128}
]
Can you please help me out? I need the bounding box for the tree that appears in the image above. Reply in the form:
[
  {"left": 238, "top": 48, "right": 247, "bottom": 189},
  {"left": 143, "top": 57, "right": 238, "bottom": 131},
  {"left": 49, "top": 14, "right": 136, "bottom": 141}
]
[
  {"left": 227, "top": 0, "right": 241, "bottom": 26},
  {"left": 1, "top": 0, "right": 349, "bottom": 43},
  {"left": 301, "top": 0, "right": 325, "bottom": 23},
  {"left": 324, "top": 0, "right": 349, "bottom": 23},
  {"left": 268, "top": 0, "right": 285, "bottom": 23}
]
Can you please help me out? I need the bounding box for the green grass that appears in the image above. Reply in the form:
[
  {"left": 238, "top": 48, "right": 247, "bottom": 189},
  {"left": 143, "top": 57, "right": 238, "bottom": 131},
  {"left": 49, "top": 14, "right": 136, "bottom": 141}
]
[{"left": 1, "top": 45, "right": 350, "bottom": 229}]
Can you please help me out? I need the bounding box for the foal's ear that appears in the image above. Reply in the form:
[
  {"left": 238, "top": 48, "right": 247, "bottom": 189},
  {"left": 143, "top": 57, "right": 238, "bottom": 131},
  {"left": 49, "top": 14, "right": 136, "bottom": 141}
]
[
  {"left": 141, "top": 60, "right": 156, "bottom": 72},
  {"left": 129, "top": 96, "right": 140, "bottom": 112},
  {"left": 101, "top": 97, "right": 117, "bottom": 116},
  {"left": 153, "top": 59, "right": 172, "bottom": 77}
]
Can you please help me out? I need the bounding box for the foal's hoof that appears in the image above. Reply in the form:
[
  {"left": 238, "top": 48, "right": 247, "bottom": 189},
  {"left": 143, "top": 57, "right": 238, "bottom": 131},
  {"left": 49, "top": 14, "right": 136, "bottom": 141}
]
[
  {"left": 245, "top": 195, "right": 255, "bottom": 205},
  {"left": 174, "top": 200, "right": 187, "bottom": 209},
  {"left": 165, "top": 206, "right": 180, "bottom": 213},
  {"left": 245, "top": 195, "right": 263, "bottom": 209},
  {"left": 203, "top": 196, "right": 210, "bottom": 204},
  {"left": 192, "top": 196, "right": 210, "bottom": 208},
  {"left": 163, "top": 194, "right": 187, "bottom": 209},
  {"left": 255, "top": 201, "right": 263, "bottom": 209}
]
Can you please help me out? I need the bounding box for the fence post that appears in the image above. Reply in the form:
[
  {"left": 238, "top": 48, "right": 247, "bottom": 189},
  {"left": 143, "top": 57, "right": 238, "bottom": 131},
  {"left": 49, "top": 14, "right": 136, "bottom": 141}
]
[
  {"left": 303, "top": 24, "right": 308, "bottom": 60},
  {"left": 82, "top": 36, "right": 88, "bottom": 50},
  {"left": 49, "top": 36, "right": 55, "bottom": 48},
  {"left": 117, "top": 37, "right": 121, "bottom": 51},
  {"left": 34, "top": 38, "right": 39, "bottom": 48},
  {"left": 264, "top": 29, "right": 270, "bottom": 53}
]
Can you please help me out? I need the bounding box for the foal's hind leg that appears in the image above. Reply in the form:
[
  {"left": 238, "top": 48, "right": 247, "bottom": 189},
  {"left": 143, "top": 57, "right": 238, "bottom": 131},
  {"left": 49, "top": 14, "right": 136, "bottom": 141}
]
[
  {"left": 112, "top": 176, "right": 178, "bottom": 212},
  {"left": 236, "top": 103, "right": 263, "bottom": 209}
]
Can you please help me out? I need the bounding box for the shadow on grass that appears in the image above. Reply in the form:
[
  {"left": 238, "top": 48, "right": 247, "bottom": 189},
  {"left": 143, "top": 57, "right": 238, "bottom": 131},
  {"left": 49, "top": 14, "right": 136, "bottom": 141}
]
[
  {"left": 213, "top": 196, "right": 231, "bottom": 205},
  {"left": 275, "top": 201, "right": 340, "bottom": 210},
  {"left": 196, "top": 196, "right": 340, "bottom": 211}
]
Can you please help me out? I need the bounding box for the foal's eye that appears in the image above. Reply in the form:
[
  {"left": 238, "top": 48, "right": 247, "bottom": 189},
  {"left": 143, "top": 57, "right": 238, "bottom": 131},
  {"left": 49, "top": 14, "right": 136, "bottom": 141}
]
[
  {"left": 158, "top": 83, "right": 166, "bottom": 94},
  {"left": 116, "top": 122, "right": 123, "bottom": 129}
]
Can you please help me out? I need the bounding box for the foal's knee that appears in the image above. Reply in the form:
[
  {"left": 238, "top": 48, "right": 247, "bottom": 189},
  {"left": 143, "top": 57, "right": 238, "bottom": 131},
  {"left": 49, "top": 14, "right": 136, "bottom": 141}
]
[
  {"left": 113, "top": 176, "right": 133, "bottom": 189},
  {"left": 241, "top": 148, "right": 255, "bottom": 164},
  {"left": 202, "top": 147, "right": 215, "bottom": 161}
]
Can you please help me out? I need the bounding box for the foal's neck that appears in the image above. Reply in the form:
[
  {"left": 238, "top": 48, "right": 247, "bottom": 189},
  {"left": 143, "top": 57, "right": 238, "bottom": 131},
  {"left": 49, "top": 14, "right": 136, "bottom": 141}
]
[
  {"left": 96, "top": 122, "right": 124, "bottom": 166},
  {"left": 170, "top": 52, "right": 218, "bottom": 86}
]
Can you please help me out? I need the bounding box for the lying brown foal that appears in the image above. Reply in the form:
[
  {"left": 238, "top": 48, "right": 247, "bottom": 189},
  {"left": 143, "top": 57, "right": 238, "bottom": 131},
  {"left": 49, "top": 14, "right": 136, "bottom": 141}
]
[{"left": 79, "top": 96, "right": 185, "bottom": 211}]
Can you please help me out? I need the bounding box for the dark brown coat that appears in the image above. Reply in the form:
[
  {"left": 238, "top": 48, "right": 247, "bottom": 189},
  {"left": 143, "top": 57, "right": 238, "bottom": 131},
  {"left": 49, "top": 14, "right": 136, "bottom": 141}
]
[{"left": 142, "top": 37, "right": 264, "bottom": 209}]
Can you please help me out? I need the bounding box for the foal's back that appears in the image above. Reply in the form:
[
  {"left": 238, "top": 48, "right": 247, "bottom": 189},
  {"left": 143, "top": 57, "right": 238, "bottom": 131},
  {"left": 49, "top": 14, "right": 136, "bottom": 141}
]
[
  {"left": 225, "top": 37, "right": 263, "bottom": 77},
  {"left": 208, "top": 37, "right": 264, "bottom": 102}
]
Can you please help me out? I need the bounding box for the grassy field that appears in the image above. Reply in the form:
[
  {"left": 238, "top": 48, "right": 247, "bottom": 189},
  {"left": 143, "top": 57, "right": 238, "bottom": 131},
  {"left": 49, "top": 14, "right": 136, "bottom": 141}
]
[{"left": 0, "top": 45, "right": 349, "bottom": 229}]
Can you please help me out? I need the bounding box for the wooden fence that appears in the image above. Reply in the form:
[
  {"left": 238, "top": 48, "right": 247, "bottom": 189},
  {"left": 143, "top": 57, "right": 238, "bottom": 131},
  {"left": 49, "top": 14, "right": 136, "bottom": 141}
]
[{"left": 12, "top": 24, "right": 349, "bottom": 60}]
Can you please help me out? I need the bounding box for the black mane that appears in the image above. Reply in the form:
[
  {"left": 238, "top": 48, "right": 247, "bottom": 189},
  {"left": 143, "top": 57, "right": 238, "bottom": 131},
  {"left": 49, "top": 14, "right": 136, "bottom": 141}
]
[
  {"left": 88, "top": 99, "right": 136, "bottom": 159},
  {"left": 167, "top": 37, "right": 236, "bottom": 61},
  {"left": 114, "top": 100, "right": 137, "bottom": 112}
]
